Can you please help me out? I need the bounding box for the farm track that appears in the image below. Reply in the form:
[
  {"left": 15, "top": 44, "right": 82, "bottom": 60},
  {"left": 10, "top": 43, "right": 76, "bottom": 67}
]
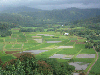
[{"left": 86, "top": 46, "right": 99, "bottom": 75}]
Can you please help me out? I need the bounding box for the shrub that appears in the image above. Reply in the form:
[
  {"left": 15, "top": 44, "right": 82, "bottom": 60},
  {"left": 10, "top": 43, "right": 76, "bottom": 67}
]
[
  {"left": 38, "top": 58, "right": 75, "bottom": 75},
  {"left": 0, "top": 58, "right": 2, "bottom": 66},
  {"left": 37, "top": 60, "right": 53, "bottom": 75}
]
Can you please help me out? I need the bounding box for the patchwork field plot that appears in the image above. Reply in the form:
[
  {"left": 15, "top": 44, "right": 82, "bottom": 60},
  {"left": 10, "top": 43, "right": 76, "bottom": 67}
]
[
  {"left": 69, "top": 62, "right": 90, "bottom": 70},
  {"left": 56, "top": 48, "right": 81, "bottom": 54},
  {"left": 5, "top": 51, "right": 20, "bottom": 54},
  {"left": 0, "top": 29, "right": 97, "bottom": 74},
  {"left": 37, "top": 34, "right": 54, "bottom": 36},
  {"left": 23, "top": 43, "right": 39, "bottom": 49},
  {"left": 32, "top": 36, "right": 41, "bottom": 38},
  {"left": 34, "top": 39, "right": 43, "bottom": 43},
  {"left": 46, "top": 41, "right": 62, "bottom": 43},
  {"left": 5, "top": 39, "right": 16, "bottom": 42},
  {"left": 20, "top": 50, "right": 48, "bottom": 54},
  {"left": 0, "top": 39, "right": 4, "bottom": 42},
  {"left": 80, "top": 49, "right": 96, "bottom": 54},
  {"left": 0, "top": 43, "right": 4, "bottom": 51},
  {"left": 11, "top": 34, "right": 18, "bottom": 38},
  {"left": 28, "top": 39, "right": 37, "bottom": 43},
  {"left": 5, "top": 44, "right": 13, "bottom": 49},
  {"left": 13, "top": 44, "right": 22, "bottom": 48},
  {"left": 76, "top": 54, "right": 95, "bottom": 58},
  {"left": 89, "top": 52, "right": 100, "bottom": 75},
  {"left": 49, "top": 54, "right": 74, "bottom": 59},
  {"left": 56, "top": 46, "right": 73, "bottom": 49},
  {"left": 17, "top": 39, "right": 26, "bottom": 42},
  {"left": 72, "top": 58, "right": 94, "bottom": 63}
]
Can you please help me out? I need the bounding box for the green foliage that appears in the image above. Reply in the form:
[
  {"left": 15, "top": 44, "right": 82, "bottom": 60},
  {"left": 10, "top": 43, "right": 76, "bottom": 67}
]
[
  {"left": 85, "top": 42, "right": 93, "bottom": 49},
  {"left": 23, "top": 43, "right": 38, "bottom": 49},
  {"left": 1, "top": 31, "right": 12, "bottom": 37},
  {"left": 38, "top": 58, "right": 75, "bottom": 75},
  {"left": 80, "top": 49, "right": 96, "bottom": 54},
  {"left": 19, "top": 27, "right": 44, "bottom": 32},
  {"left": 11, "top": 34, "right": 18, "bottom": 38},
  {"left": 5, "top": 39, "right": 16, "bottom": 42},
  {"left": 90, "top": 52, "right": 100, "bottom": 74},
  {"left": 0, "top": 39, "right": 4, "bottom": 42},
  {"left": 0, "top": 43, "right": 4, "bottom": 51},
  {"left": 1, "top": 53, "right": 52, "bottom": 75},
  {"left": 0, "top": 58, "right": 3, "bottom": 66},
  {"left": 5, "top": 44, "right": 13, "bottom": 49},
  {"left": 56, "top": 49, "right": 80, "bottom": 55},
  {"left": 0, "top": 55, "right": 15, "bottom": 64},
  {"left": 72, "top": 58, "right": 94, "bottom": 63},
  {"left": 13, "top": 44, "right": 22, "bottom": 48},
  {"left": 17, "top": 39, "right": 26, "bottom": 42}
]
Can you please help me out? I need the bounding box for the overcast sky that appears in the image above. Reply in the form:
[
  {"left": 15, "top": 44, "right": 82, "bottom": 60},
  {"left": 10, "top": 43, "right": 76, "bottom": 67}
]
[{"left": 0, "top": 0, "right": 100, "bottom": 10}]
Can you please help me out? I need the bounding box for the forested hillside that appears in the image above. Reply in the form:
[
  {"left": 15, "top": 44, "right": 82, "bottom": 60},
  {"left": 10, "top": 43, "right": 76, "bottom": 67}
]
[{"left": 0, "top": 7, "right": 100, "bottom": 27}]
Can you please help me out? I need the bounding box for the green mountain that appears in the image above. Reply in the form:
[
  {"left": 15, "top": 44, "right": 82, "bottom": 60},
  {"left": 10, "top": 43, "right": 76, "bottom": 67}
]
[
  {"left": 0, "top": 7, "right": 100, "bottom": 27},
  {"left": 0, "top": 6, "right": 42, "bottom": 13},
  {"left": 18, "top": 7, "right": 100, "bottom": 22}
]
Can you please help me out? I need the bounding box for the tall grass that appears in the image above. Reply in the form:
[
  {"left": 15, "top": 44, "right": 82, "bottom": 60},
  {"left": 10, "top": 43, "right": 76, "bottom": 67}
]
[{"left": 89, "top": 52, "right": 100, "bottom": 74}]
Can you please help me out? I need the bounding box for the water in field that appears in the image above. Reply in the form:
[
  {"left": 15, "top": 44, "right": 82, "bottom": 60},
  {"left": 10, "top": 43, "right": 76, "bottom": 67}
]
[
  {"left": 46, "top": 41, "right": 62, "bottom": 43},
  {"left": 69, "top": 62, "right": 90, "bottom": 70},
  {"left": 20, "top": 50, "right": 48, "bottom": 54}
]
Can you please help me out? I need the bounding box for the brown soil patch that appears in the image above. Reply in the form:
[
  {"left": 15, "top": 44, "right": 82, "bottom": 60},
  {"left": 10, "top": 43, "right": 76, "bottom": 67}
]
[
  {"left": 76, "top": 42, "right": 85, "bottom": 44},
  {"left": 56, "top": 46, "right": 73, "bottom": 49},
  {"left": 69, "top": 37, "right": 74, "bottom": 38},
  {"left": 78, "top": 38, "right": 83, "bottom": 39},
  {"left": 32, "top": 36, "right": 41, "bottom": 38},
  {"left": 13, "top": 52, "right": 36, "bottom": 58},
  {"left": 13, "top": 29, "right": 20, "bottom": 30},
  {"left": 5, "top": 51, "right": 20, "bottom": 54},
  {"left": 71, "top": 40, "right": 78, "bottom": 42}
]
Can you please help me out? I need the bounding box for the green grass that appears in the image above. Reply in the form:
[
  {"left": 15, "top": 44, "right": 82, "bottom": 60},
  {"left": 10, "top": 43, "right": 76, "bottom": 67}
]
[
  {"left": 56, "top": 59, "right": 69, "bottom": 62},
  {"left": 68, "top": 38, "right": 77, "bottom": 40},
  {"left": 66, "top": 42, "right": 75, "bottom": 46},
  {"left": 0, "top": 43, "right": 4, "bottom": 51},
  {"left": 18, "top": 34, "right": 26, "bottom": 38},
  {"left": 0, "top": 39, "right": 4, "bottom": 42},
  {"left": 5, "top": 44, "right": 13, "bottom": 49},
  {"left": 5, "top": 39, "right": 16, "bottom": 42},
  {"left": 11, "top": 34, "right": 18, "bottom": 38},
  {"left": 28, "top": 39, "right": 37, "bottom": 43},
  {"left": 22, "top": 27, "right": 37, "bottom": 29},
  {"left": 75, "top": 44, "right": 85, "bottom": 49},
  {"left": 25, "top": 35, "right": 33, "bottom": 39},
  {"left": 13, "top": 44, "right": 22, "bottom": 48},
  {"left": 80, "top": 49, "right": 96, "bottom": 54},
  {"left": 0, "top": 55, "right": 15, "bottom": 63},
  {"left": 56, "top": 39, "right": 70, "bottom": 46},
  {"left": 71, "top": 58, "right": 94, "bottom": 63},
  {"left": 78, "top": 39, "right": 86, "bottom": 42},
  {"left": 12, "top": 32, "right": 23, "bottom": 35},
  {"left": 89, "top": 52, "right": 100, "bottom": 75},
  {"left": 45, "top": 38, "right": 64, "bottom": 41},
  {"left": 23, "top": 43, "right": 39, "bottom": 49},
  {"left": 26, "top": 43, "right": 55, "bottom": 50},
  {"left": 35, "top": 49, "right": 61, "bottom": 58},
  {"left": 17, "top": 39, "right": 26, "bottom": 42},
  {"left": 56, "top": 48, "right": 81, "bottom": 55}
]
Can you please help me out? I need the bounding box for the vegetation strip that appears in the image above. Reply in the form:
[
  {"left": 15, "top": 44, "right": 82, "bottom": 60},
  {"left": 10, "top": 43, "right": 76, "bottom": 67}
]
[{"left": 86, "top": 46, "right": 99, "bottom": 75}]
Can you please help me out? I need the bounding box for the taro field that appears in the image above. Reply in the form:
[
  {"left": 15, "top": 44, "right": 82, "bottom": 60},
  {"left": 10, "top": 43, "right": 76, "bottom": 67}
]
[{"left": 0, "top": 28, "right": 98, "bottom": 74}]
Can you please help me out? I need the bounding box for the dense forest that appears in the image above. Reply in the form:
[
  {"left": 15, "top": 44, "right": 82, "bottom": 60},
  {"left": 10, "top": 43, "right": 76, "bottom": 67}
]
[{"left": 0, "top": 7, "right": 100, "bottom": 27}]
